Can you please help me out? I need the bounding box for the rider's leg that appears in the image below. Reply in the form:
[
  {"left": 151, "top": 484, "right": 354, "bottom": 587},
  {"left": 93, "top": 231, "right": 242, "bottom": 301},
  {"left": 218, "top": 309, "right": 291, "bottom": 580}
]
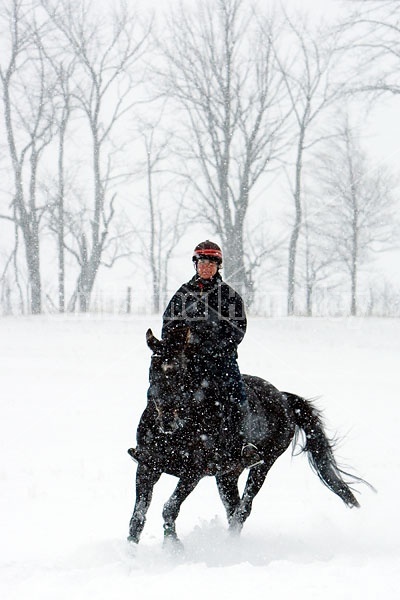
[{"left": 218, "top": 360, "right": 261, "bottom": 468}]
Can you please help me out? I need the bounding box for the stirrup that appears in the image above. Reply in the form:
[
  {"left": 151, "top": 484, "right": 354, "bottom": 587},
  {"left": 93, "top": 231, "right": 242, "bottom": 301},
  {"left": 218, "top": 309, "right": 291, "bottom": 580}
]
[
  {"left": 241, "top": 443, "right": 263, "bottom": 468},
  {"left": 127, "top": 447, "right": 139, "bottom": 463}
]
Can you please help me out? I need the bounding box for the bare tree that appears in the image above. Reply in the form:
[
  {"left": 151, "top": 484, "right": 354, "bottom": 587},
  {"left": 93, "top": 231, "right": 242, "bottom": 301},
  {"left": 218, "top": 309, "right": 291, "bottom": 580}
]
[
  {"left": 142, "top": 124, "right": 167, "bottom": 313},
  {"left": 129, "top": 119, "right": 187, "bottom": 313},
  {"left": 273, "top": 13, "right": 343, "bottom": 315},
  {"left": 0, "top": 0, "right": 56, "bottom": 314},
  {"left": 341, "top": 0, "right": 400, "bottom": 97},
  {"left": 159, "top": 0, "right": 289, "bottom": 299},
  {"left": 0, "top": 233, "right": 24, "bottom": 315},
  {"left": 316, "top": 116, "right": 398, "bottom": 316},
  {"left": 298, "top": 201, "right": 342, "bottom": 316},
  {"left": 41, "top": 55, "right": 77, "bottom": 313},
  {"left": 42, "top": 0, "right": 151, "bottom": 311},
  {"left": 368, "top": 280, "right": 400, "bottom": 317},
  {"left": 52, "top": 60, "right": 76, "bottom": 313}
]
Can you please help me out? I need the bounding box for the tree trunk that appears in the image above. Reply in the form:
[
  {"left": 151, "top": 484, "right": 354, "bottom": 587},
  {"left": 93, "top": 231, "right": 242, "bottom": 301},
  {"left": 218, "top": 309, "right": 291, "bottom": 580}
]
[
  {"left": 147, "top": 148, "right": 160, "bottom": 313},
  {"left": 57, "top": 115, "right": 67, "bottom": 313},
  {"left": 349, "top": 146, "right": 358, "bottom": 317},
  {"left": 23, "top": 229, "right": 42, "bottom": 314},
  {"left": 350, "top": 222, "right": 358, "bottom": 316},
  {"left": 224, "top": 228, "right": 246, "bottom": 297},
  {"left": 76, "top": 235, "right": 103, "bottom": 313},
  {"left": 287, "top": 229, "right": 299, "bottom": 316},
  {"left": 306, "top": 282, "right": 313, "bottom": 317},
  {"left": 2, "top": 75, "right": 42, "bottom": 314},
  {"left": 74, "top": 133, "right": 106, "bottom": 313},
  {"left": 287, "top": 126, "right": 305, "bottom": 316}
]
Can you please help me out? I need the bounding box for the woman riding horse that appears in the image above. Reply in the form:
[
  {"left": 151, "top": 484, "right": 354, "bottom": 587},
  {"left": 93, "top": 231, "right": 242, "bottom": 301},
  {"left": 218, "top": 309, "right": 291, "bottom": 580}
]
[
  {"left": 126, "top": 241, "right": 370, "bottom": 546},
  {"left": 127, "top": 326, "right": 366, "bottom": 545},
  {"left": 162, "top": 240, "right": 261, "bottom": 469}
]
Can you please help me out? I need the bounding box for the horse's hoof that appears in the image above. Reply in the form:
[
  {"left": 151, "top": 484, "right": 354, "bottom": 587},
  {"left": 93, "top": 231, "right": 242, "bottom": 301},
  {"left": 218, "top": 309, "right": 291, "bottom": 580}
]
[
  {"left": 162, "top": 522, "right": 184, "bottom": 554},
  {"left": 127, "top": 534, "right": 139, "bottom": 544},
  {"left": 163, "top": 534, "right": 184, "bottom": 555},
  {"left": 228, "top": 517, "right": 243, "bottom": 536}
]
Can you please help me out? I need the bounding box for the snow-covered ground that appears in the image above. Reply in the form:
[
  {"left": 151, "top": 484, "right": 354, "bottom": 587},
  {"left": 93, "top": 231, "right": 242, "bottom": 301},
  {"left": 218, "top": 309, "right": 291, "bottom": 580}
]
[{"left": 0, "top": 315, "right": 399, "bottom": 599}]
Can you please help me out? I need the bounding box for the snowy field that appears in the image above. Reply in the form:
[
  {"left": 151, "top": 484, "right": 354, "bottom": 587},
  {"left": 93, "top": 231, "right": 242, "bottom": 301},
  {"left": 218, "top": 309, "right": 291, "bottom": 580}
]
[{"left": 0, "top": 314, "right": 399, "bottom": 599}]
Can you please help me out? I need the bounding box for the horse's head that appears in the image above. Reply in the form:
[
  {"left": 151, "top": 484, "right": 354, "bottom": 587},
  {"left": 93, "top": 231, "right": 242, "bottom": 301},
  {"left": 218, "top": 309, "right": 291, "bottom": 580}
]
[{"left": 146, "top": 327, "right": 191, "bottom": 435}]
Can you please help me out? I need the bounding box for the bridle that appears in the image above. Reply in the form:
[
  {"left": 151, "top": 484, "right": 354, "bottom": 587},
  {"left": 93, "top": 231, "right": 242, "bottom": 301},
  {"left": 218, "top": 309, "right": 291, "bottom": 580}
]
[{"left": 149, "top": 348, "right": 190, "bottom": 435}]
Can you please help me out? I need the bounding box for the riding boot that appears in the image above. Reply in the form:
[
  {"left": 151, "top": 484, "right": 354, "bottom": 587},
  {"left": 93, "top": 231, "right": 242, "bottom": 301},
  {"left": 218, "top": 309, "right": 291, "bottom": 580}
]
[
  {"left": 222, "top": 400, "right": 242, "bottom": 462},
  {"left": 236, "top": 399, "right": 263, "bottom": 468}
]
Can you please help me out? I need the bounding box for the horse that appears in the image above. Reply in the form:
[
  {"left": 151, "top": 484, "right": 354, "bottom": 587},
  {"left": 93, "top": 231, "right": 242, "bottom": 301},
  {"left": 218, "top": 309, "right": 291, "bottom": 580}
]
[{"left": 127, "top": 327, "right": 367, "bottom": 546}]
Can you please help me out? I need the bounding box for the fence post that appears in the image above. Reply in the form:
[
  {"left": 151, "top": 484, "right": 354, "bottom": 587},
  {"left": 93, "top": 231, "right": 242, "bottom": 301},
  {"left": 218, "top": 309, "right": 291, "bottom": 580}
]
[{"left": 126, "top": 286, "right": 132, "bottom": 314}]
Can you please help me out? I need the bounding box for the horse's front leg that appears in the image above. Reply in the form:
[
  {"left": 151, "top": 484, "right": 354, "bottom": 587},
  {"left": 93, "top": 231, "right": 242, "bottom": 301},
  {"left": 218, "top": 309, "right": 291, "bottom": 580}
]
[
  {"left": 229, "top": 462, "right": 271, "bottom": 534},
  {"left": 128, "top": 463, "right": 162, "bottom": 544},
  {"left": 162, "top": 475, "right": 201, "bottom": 545}
]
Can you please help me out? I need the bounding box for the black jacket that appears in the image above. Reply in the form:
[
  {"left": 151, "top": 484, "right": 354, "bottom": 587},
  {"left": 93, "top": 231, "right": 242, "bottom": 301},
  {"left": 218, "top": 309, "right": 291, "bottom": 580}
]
[{"left": 162, "top": 273, "right": 247, "bottom": 361}]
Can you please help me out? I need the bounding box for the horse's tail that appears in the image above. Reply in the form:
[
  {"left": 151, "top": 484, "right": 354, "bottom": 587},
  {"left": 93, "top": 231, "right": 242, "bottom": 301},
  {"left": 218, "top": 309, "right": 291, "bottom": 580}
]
[{"left": 285, "top": 392, "right": 367, "bottom": 508}]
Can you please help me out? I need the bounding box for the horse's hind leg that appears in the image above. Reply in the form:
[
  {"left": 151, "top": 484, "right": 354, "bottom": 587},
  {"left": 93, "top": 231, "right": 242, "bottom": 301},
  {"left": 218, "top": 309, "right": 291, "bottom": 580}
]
[
  {"left": 128, "top": 463, "right": 161, "bottom": 544},
  {"left": 162, "top": 475, "right": 201, "bottom": 544},
  {"left": 229, "top": 462, "right": 272, "bottom": 534},
  {"left": 215, "top": 472, "right": 241, "bottom": 525}
]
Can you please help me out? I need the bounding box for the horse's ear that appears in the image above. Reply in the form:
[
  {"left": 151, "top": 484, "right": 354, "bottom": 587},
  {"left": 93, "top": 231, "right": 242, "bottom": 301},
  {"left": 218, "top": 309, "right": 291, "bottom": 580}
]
[{"left": 146, "top": 328, "right": 162, "bottom": 353}]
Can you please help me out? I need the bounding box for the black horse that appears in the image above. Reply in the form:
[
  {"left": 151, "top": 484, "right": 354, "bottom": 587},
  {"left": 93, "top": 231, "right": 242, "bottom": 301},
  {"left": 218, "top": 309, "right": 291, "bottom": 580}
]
[{"left": 128, "top": 327, "right": 366, "bottom": 546}]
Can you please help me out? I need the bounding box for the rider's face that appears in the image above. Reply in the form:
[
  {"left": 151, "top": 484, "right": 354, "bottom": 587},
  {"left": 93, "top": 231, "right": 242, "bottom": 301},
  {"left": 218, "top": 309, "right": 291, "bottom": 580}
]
[{"left": 196, "top": 258, "right": 218, "bottom": 279}]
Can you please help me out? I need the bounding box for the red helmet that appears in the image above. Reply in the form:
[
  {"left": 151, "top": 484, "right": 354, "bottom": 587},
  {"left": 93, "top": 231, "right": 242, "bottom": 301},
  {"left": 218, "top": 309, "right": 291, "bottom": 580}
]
[{"left": 192, "top": 240, "right": 223, "bottom": 264}]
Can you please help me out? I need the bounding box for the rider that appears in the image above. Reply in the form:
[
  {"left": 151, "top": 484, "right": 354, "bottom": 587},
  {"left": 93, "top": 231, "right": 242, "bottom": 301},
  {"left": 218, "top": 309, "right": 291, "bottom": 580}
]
[{"left": 162, "top": 240, "right": 261, "bottom": 469}]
